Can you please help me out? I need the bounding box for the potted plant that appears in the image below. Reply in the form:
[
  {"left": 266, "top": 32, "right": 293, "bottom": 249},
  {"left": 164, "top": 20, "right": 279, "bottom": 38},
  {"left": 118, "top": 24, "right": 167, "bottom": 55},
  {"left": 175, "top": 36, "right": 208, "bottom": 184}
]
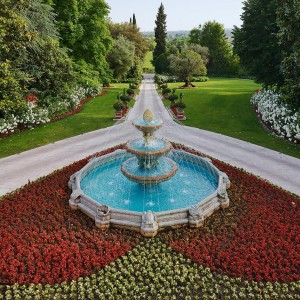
[
  {"left": 168, "top": 89, "right": 178, "bottom": 105},
  {"left": 162, "top": 87, "right": 171, "bottom": 99},
  {"left": 174, "top": 93, "right": 186, "bottom": 120}
]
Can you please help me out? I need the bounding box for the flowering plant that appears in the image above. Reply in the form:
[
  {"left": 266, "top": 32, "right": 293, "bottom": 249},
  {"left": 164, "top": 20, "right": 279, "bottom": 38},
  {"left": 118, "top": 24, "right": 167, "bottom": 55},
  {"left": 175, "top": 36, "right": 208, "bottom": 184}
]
[{"left": 251, "top": 89, "right": 300, "bottom": 143}]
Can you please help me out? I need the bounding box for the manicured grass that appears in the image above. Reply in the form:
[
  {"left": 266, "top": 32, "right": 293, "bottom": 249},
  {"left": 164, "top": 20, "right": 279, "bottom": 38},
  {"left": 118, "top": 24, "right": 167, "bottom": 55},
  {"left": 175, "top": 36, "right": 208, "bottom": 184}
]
[
  {"left": 0, "top": 84, "right": 132, "bottom": 158},
  {"left": 142, "top": 51, "right": 154, "bottom": 73},
  {"left": 165, "top": 78, "right": 300, "bottom": 158}
]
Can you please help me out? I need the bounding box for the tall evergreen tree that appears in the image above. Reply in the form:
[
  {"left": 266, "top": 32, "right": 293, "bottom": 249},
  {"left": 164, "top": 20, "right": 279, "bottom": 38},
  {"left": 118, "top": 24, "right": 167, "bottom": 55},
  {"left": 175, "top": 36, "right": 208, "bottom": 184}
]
[
  {"left": 132, "top": 13, "right": 136, "bottom": 26},
  {"left": 153, "top": 3, "right": 167, "bottom": 64},
  {"left": 232, "top": 0, "right": 282, "bottom": 87},
  {"left": 199, "top": 21, "right": 236, "bottom": 76},
  {"left": 277, "top": 0, "right": 300, "bottom": 109}
]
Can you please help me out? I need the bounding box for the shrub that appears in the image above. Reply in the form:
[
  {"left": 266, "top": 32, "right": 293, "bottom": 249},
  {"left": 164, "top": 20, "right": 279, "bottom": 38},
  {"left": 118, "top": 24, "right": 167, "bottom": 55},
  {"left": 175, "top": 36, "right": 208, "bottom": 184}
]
[
  {"left": 174, "top": 101, "right": 186, "bottom": 109},
  {"left": 251, "top": 89, "right": 300, "bottom": 143},
  {"left": 162, "top": 88, "right": 171, "bottom": 94},
  {"left": 192, "top": 76, "right": 209, "bottom": 82},
  {"left": 113, "top": 101, "right": 125, "bottom": 111},
  {"left": 126, "top": 88, "right": 135, "bottom": 96}
]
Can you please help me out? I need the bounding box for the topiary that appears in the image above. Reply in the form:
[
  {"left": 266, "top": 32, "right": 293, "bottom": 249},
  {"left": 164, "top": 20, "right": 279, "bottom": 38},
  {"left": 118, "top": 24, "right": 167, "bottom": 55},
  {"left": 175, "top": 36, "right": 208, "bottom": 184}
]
[{"left": 113, "top": 101, "right": 124, "bottom": 111}]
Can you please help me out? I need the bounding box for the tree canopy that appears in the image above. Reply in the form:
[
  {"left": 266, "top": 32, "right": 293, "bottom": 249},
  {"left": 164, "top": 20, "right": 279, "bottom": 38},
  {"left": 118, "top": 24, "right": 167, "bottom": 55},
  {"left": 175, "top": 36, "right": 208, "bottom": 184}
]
[
  {"left": 232, "top": 0, "right": 283, "bottom": 87},
  {"left": 277, "top": 0, "right": 300, "bottom": 108},
  {"left": 153, "top": 3, "right": 167, "bottom": 64},
  {"left": 50, "top": 0, "right": 112, "bottom": 85},
  {"left": 107, "top": 36, "right": 135, "bottom": 80},
  {"left": 169, "top": 50, "right": 207, "bottom": 87}
]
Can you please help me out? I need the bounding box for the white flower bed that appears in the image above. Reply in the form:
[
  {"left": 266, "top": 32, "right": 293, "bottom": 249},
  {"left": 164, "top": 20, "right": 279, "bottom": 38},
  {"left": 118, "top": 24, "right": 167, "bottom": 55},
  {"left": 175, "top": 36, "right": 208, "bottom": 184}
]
[
  {"left": 0, "top": 85, "right": 103, "bottom": 135},
  {"left": 251, "top": 90, "right": 300, "bottom": 143}
]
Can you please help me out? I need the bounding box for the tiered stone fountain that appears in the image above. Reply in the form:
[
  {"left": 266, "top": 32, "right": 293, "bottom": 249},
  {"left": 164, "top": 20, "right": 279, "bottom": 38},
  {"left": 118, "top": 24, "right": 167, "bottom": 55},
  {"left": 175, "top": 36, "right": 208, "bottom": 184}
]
[
  {"left": 69, "top": 109, "right": 230, "bottom": 237},
  {"left": 121, "top": 109, "right": 178, "bottom": 185}
]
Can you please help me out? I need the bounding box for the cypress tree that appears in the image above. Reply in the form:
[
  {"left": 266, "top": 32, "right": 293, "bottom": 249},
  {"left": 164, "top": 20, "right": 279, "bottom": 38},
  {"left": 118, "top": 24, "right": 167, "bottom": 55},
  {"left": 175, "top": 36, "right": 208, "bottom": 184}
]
[
  {"left": 153, "top": 3, "right": 167, "bottom": 63},
  {"left": 132, "top": 13, "right": 136, "bottom": 26}
]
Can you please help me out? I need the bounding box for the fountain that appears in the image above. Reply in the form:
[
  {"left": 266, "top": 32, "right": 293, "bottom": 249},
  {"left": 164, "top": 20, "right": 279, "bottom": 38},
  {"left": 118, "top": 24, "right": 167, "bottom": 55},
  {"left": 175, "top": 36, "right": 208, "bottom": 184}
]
[
  {"left": 69, "top": 109, "right": 230, "bottom": 237},
  {"left": 121, "top": 109, "right": 178, "bottom": 185}
]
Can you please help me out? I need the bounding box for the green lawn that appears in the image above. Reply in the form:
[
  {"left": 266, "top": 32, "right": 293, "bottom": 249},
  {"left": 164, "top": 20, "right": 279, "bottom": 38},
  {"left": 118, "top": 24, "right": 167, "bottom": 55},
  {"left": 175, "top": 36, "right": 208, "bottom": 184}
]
[
  {"left": 1, "top": 78, "right": 299, "bottom": 159},
  {"left": 0, "top": 84, "right": 131, "bottom": 158},
  {"left": 143, "top": 51, "right": 154, "bottom": 73},
  {"left": 166, "top": 78, "right": 300, "bottom": 158}
]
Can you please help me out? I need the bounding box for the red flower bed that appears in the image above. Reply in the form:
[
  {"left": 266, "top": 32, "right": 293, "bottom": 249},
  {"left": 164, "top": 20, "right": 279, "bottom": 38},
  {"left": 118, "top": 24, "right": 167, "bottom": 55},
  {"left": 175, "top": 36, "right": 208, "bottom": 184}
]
[
  {"left": 0, "top": 145, "right": 141, "bottom": 285},
  {"left": 162, "top": 145, "right": 300, "bottom": 283}
]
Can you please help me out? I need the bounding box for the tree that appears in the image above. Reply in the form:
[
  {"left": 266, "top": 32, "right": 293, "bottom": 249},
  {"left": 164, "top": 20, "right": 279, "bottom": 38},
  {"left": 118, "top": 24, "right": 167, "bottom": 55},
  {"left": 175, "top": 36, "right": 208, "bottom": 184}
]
[
  {"left": 183, "top": 44, "right": 209, "bottom": 65},
  {"left": 50, "top": 0, "right": 112, "bottom": 85},
  {"left": 153, "top": 3, "right": 167, "bottom": 63},
  {"left": 0, "top": 0, "right": 74, "bottom": 102},
  {"left": 133, "top": 13, "right": 136, "bottom": 26},
  {"left": 277, "top": 0, "right": 300, "bottom": 109},
  {"left": 188, "top": 26, "right": 201, "bottom": 45},
  {"left": 199, "top": 21, "right": 236, "bottom": 76},
  {"left": 232, "top": 0, "right": 282, "bottom": 87},
  {"left": 109, "top": 22, "right": 147, "bottom": 80},
  {"left": 107, "top": 36, "right": 135, "bottom": 80},
  {"left": 109, "top": 22, "right": 147, "bottom": 59},
  {"left": 169, "top": 50, "right": 207, "bottom": 87}
]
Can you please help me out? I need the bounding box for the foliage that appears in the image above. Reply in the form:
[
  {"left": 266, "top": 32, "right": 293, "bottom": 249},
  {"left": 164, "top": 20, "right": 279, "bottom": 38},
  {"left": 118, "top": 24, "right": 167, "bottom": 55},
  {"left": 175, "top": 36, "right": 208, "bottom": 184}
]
[
  {"left": 188, "top": 26, "right": 201, "bottom": 45},
  {"left": 251, "top": 89, "right": 300, "bottom": 143},
  {"left": 183, "top": 44, "right": 210, "bottom": 65},
  {"left": 109, "top": 22, "right": 147, "bottom": 60},
  {"left": 162, "top": 88, "right": 172, "bottom": 95},
  {"left": 107, "top": 35, "right": 135, "bottom": 80},
  {"left": 0, "top": 145, "right": 299, "bottom": 298},
  {"left": 126, "top": 88, "right": 135, "bottom": 96},
  {"left": 277, "top": 0, "right": 300, "bottom": 109},
  {"left": 199, "top": 21, "right": 238, "bottom": 76},
  {"left": 155, "top": 74, "right": 179, "bottom": 83},
  {"left": 232, "top": 0, "right": 283, "bottom": 87},
  {"left": 169, "top": 50, "right": 207, "bottom": 86},
  {"left": 168, "top": 89, "right": 179, "bottom": 102},
  {"left": 153, "top": 3, "right": 167, "bottom": 63},
  {"left": 0, "top": 0, "right": 74, "bottom": 102},
  {"left": 113, "top": 101, "right": 125, "bottom": 111},
  {"left": 154, "top": 53, "right": 171, "bottom": 74},
  {"left": 192, "top": 76, "right": 209, "bottom": 82},
  {"left": 51, "top": 0, "right": 112, "bottom": 85}
]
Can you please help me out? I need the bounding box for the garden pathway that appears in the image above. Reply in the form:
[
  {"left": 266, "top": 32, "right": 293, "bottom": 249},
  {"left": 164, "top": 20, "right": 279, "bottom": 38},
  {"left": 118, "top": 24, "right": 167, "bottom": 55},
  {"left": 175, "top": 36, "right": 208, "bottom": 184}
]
[{"left": 0, "top": 74, "right": 299, "bottom": 196}]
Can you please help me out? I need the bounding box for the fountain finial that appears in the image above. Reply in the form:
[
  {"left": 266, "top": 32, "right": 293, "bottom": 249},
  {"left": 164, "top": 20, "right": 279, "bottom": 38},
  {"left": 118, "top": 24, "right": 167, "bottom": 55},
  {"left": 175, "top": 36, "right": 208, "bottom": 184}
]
[{"left": 143, "top": 109, "right": 153, "bottom": 123}]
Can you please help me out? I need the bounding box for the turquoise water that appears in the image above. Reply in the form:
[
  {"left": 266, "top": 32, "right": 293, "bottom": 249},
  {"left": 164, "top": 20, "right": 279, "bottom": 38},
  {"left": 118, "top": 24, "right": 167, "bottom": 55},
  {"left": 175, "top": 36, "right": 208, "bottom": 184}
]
[
  {"left": 81, "top": 155, "right": 218, "bottom": 213},
  {"left": 128, "top": 138, "right": 168, "bottom": 152}
]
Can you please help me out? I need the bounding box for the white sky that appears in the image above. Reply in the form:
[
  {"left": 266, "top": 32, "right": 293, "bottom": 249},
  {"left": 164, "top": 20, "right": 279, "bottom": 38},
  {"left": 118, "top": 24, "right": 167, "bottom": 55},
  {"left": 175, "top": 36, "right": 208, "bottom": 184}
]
[{"left": 105, "top": 0, "right": 243, "bottom": 31}]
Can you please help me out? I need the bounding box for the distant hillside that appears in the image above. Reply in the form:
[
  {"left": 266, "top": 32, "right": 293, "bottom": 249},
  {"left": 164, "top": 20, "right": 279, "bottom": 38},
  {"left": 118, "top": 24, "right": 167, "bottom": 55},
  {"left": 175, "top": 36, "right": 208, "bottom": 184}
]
[{"left": 142, "top": 29, "right": 233, "bottom": 40}]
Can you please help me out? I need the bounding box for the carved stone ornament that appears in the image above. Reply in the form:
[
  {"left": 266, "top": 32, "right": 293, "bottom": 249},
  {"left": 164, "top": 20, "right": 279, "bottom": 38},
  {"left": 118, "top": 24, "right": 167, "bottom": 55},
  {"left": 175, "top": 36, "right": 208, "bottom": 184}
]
[
  {"left": 189, "top": 205, "right": 202, "bottom": 218},
  {"left": 142, "top": 210, "right": 156, "bottom": 225},
  {"left": 97, "top": 205, "right": 110, "bottom": 217},
  {"left": 218, "top": 187, "right": 228, "bottom": 199},
  {"left": 70, "top": 190, "right": 82, "bottom": 201}
]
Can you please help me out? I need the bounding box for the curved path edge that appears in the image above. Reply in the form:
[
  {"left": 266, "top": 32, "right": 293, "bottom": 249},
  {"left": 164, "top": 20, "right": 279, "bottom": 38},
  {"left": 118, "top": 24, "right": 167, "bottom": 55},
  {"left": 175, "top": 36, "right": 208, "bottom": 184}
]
[{"left": 0, "top": 74, "right": 299, "bottom": 196}]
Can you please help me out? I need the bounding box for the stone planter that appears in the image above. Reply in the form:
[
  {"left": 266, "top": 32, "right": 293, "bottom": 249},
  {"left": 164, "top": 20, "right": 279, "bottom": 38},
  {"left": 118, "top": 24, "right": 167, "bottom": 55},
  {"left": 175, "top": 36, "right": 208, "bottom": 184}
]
[{"left": 113, "top": 111, "right": 122, "bottom": 121}]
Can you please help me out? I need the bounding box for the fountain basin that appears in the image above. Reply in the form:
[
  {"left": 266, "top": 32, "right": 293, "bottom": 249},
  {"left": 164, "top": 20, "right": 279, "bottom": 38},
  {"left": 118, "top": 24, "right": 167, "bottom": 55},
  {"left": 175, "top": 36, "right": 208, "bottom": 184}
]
[
  {"left": 121, "top": 156, "right": 178, "bottom": 185},
  {"left": 69, "top": 148, "right": 230, "bottom": 237}
]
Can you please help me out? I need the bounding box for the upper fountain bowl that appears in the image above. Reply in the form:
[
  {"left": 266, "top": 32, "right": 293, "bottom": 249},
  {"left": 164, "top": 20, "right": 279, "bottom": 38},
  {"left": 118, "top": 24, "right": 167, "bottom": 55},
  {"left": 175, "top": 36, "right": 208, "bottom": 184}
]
[{"left": 133, "top": 108, "right": 163, "bottom": 134}]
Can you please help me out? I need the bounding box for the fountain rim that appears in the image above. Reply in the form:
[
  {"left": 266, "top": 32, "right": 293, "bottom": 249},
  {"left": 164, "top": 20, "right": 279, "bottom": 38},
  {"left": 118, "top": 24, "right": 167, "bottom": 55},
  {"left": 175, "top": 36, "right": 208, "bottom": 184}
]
[
  {"left": 121, "top": 156, "right": 178, "bottom": 185},
  {"left": 68, "top": 147, "right": 230, "bottom": 237}
]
